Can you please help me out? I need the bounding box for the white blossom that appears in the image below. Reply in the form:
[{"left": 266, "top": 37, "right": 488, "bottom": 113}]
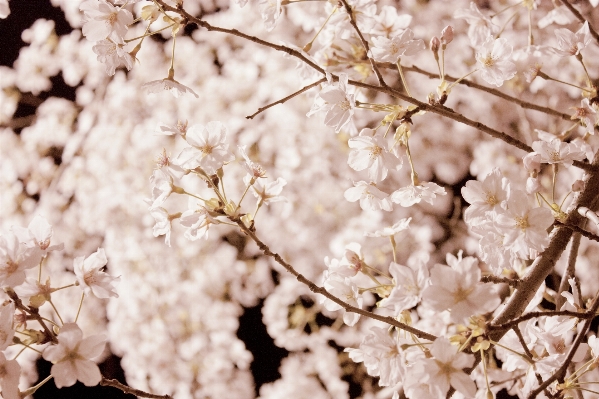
[
  {"left": 74, "top": 248, "right": 120, "bottom": 298},
  {"left": 476, "top": 36, "right": 517, "bottom": 87}
]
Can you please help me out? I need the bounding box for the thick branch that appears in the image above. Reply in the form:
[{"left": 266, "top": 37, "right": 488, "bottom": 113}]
[
  {"left": 481, "top": 275, "right": 521, "bottom": 289},
  {"left": 555, "top": 221, "right": 599, "bottom": 243},
  {"left": 555, "top": 233, "right": 581, "bottom": 309}
]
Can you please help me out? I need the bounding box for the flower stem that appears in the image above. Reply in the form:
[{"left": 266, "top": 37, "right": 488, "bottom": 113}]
[
  {"left": 74, "top": 293, "right": 85, "bottom": 324},
  {"left": 396, "top": 60, "right": 412, "bottom": 97}
]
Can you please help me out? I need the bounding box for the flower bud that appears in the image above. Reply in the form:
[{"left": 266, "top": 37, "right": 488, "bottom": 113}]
[
  {"left": 441, "top": 25, "right": 454, "bottom": 46},
  {"left": 430, "top": 36, "right": 440, "bottom": 55}
]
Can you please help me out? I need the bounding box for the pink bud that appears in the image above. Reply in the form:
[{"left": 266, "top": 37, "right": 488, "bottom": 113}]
[
  {"left": 430, "top": 36, "right": 440, "bottom": 53},
  {"left": 441, "top": 26, "right": 454, "bottom": 46}
]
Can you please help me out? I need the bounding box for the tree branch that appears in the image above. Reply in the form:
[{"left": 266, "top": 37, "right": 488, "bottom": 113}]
[
  {"left": 555, "top": 221, "right": 599, "bottom": 243},
  {"left": 555, "top": 233, "right": 581, "bottom": 309},
  {"left": 246, "top": 78, "right": 326, "bottom": 119},
  {"left": 481, "top": 275, "right": 521, "bottom": 288},
  {"left": 488, "top": 309, "right": 595, "bottom": 332},
  {"left": 100, "top": 377, "right": 173, "bottom": 399},
  {"left": 339, "top": 0, "right": 387, "bottom": 87}
]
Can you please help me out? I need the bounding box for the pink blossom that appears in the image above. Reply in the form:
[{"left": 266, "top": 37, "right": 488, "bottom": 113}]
[
  {"left": 476, "top": 36, "right": 516, "bottom": 87},
  {"left": 74, "top": 248, "right": 120, "bottom": 298},
  {"left": 42, "top": 323, "right": 106, "bottom": 388}
]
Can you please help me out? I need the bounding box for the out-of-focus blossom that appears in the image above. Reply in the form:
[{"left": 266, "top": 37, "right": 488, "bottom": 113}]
[
  {"left": 0, "top": 302, "right": 15, "bottom": 350},
  {"left": 141, "top": 77, "right": 199, "bottom": 98},
  {"left": 369, "top": 6, "right": 411, "bottom": 38},
  {"left": 538, "top": 5, "right": 575, "bottom": 29},
  {"left": 0, "top": 352, "right": 20, "bottom": 399},
  {"left": 0, "top": 0, "right": 10, "bottom": 19},
  {"left": 259, "top": 0, "right": 281, "bottom": 31},
  {"left": 156, "top": 120, "right": 188, "bottom": 137},
  {"left": 364, "top": 217, "right": 411, "bottom": 237},
  {"left": 454, "top": 2, "right": 499, "bottom": 47}
]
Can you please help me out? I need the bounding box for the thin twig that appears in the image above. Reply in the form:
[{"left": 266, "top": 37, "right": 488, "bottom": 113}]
[
  {"left": 155, "top": 0, "right": 598, "bottom": 172},
  {"left": 100, "top": 377, "right": 173, "bottom": 399},
  {"left": 339, "top": 0, "right": 387, "bottom": 87},
  {"left": 400, "top": 64, "right": 571, "bottom": 121},
  {"left": 558, "top": 0, "right": 599, "bottom": 46},
  {"left": 555, "top": 221, "right": 599, "bottom": 243},
  {"left": 527, "top": 290, "right": 599, "bottom": 398},
  {"left": 488, "top": 309, "right": 595, "bottom": 331},
  {"left": 246, "top": 78, "right": 326, "bottom": 119}
]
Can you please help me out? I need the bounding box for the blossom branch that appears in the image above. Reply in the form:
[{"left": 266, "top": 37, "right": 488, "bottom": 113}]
[
  {"left": 558, "top": 0, "right": 599, "bottom": 46},
  {"left": 6, "top": 290, "right": 57, "bottom": 344},
  {"left": 233, "top": 218, "right": 437, "bottom": 341},
  {"left": 246, "top": 78, "right": 326, "bottom": 119},
  {"left": 155, "top": 1, "right": 598, "bottom": 172},
  {"left": 400, "top": 64, "right": 571, "bottom": 121},
  {"left": 555, "top": 221, "right": 599, "bottom": 243},
  {"left": 527, "top": 290, "right": 599, "bottom": 399},
  {"left": 488, "top": 309, "right": 595, "bottom": 332},
  {"left": 338, "top": 0, "right": 387, "bottom": 87},
  {"left": 100, "top": 377, "right": 173, "bottom": 399}
]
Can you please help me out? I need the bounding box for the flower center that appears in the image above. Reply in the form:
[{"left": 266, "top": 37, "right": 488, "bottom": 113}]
[
  {"left": 200, "top": 145, "right": 214, "bottom": 156},
  {"left": 515, "top": 216, "right": 529, "bottom": 230},
  {"left": 338, "top": 99, "right": 351, "bottom": 111},
  {"left": 369, "top": 145, "right": 382, "bottom": 159},
  {"left": 481, "top": 54, "right": 495, "bottom": 67},
  {"left": 485, "top": 193, "right": 498, "bottom": 206},
  {"left": 452, "top": 286, "right": 473, "bottom": 304}
]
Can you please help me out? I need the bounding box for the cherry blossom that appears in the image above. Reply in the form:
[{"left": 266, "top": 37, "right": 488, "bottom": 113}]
[
  {"left": 180, "top": 205, "right": 217, "bottom": 241},
  {"left": 12, "top": 214, "right": 64, "bottom": 255},
  {"left": 571, "top": 98, "right": 597, "bottom": 135},
  {"left": 175, "top": 121, "right": 235, "bottom": 175},
  {"left": 80, "top": 0, "right": 133, "bottom": 43},
  {"left": 347, "top": 130, "right": 401, "bottom": 182},
  {"left": 369, "top": 29, "right": 425, "bottom": 63},
  {"left": 238, "top": 145, "right": 266, "bottom": 180},
  {"left": 259, "top": 0, "right": 281, "bottom": 32},
  {"left": 552, "top": 21, "right": 591, "bottom": 57},
  {"left": 364, "top": 217, "right": 411, "bottom": 237},
  {"left": 147, "top": 169, "right": 174, "bottom": 209},
  {"left": 141, "top": 77, "right": 199, "bottom": 98},
  {"left": 0, "top": 0, "right": 9, "bottom": 19},
  {"left": 42, "top": 323, "right": 106, "bottom": 388},
  {"left": 420, "top": 337, "right": 476, "bottom": 398},
  {"left": 380, "top": 258, "right": 429, "bottom": 313},
  {"left": 495, "top": 189, "right": 554, "bottom": 258},
  {"left": 530, "top": 137, "right": 586, "bottom": 167},
  {"left": 307, "top": 73, "right": 355, "bottom": 133},
  {"left": 422, "top": 252, "right": 500, "bottom": 323},
  {"left": 74, "top": 248, "right": 120, "bottom": 298},
  {"left": 369, "top": 6, "right": 411, "bottom": 38},
  {"left": 149, "top": 207, "right": 173, "bottom": 247},
  {"left": 461, "top": 168, "right": 509, "bottom": 225},
  {"left": 454, "top": 2, "right": 499, "bottom": 47},
  {"left": 156, "top": 120, "right": 188, "bottom": 137},
  {"left": 390, "top": 182, "right": 446, "bottom": 208},
  {"left": 92, "top": 39, "right": 134, "bottom": 76},
  {"left": 475, "top": 36, "right": 517, "bottom": 87},
  {"left": 321, "top": 273, "right": 362, "bottom": 326},
  {"left": 344, "top": 181, "right": 392, "bottom": 212},
  {"left": 0, "top": 232, "right": 42, "bottom": 288},
  {"left": 0, "top": 302, "right": 15, "bottom": 350},
  {"left": 248, "top": 177, "right": 287, "bottom": 205}
]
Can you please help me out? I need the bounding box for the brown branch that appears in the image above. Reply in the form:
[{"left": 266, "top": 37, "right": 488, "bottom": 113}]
[
  {"left": 155, "top": 0, "right": 598, "bottom": 172},
  {"left": 100, "top": 377, "right": 173, "bottom": 399},
  {"left": 481, "top": 275, "right": 521, "bottom": 288},
  {"left": 555, "top": 233, "right": 581, "bottom": 309},
  {"left": 488, "top": 309, "right": 595, "bottom": 331},
  {"left": 246, "top": 78, "right": 326, "bottom": 119},
  {"left": 558, "top": 0, "right": 599, "bottom": 46},
  {"left": 555, "top": 221, "right": 599, "bottom": 243},
  {"left": 527, "top": 290, "right": 599, "bottom": 398},
  {"left": 339, "top": 0, "right": 387, "bottom": 87},
  {"left": 401, "top": 64, "right": 571, "bottom": 121}
]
